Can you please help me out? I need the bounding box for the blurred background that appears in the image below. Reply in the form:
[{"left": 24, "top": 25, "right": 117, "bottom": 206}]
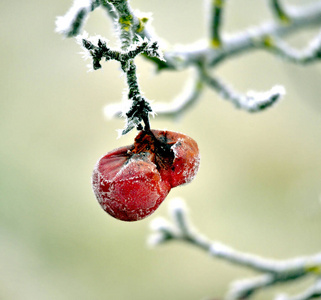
[{"left": 1, "top": 0, "right": 321, "bottom": 299}]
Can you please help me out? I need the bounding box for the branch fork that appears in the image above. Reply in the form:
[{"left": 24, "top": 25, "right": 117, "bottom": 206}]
[{"left": 81, "top": 35, "right": 162, "bottom": 71}]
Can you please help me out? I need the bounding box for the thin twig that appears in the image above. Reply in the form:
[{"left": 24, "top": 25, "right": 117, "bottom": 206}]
[
  {"left": 148, "top": 69, "right": 204, "bottom": 119},
  {"left": 227, "top": 274, "right": 276, "bottom": 299},
  {"left": 55, "top": 0, "right": 100, "bottom": 37},
  {"left": 269, "top": 0, "right": 291, "bottom": 24},
  {"left": 210, "top": 0, "right": 226, "bottom": 48},
  {"left": 260, "top": 33, "right": 321, "bottom": 65},
  {"left": 100, "top": 0, "right": 118, "bottom": 20},
  {"left": 200, "top": 68, "right": 285, "bottom": 112}
]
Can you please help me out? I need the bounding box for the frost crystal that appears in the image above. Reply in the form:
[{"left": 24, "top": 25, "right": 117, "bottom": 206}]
[{"left": 55, "top": 0, "right": 92, "bottom": 37}]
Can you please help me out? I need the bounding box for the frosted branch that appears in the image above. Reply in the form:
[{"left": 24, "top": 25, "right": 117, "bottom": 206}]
[
  {"left": 78, "top": 33, "right": 158, "bottom": 133},
  {"left": 100, "top": 0, "right": 118, "bottom": 20},
  {"left": 55, "top": 0, "right": 100, "bottom": 37},
  {"left": 57, "top": 1, "right": 321, "bottom": 120},
  {"left": 132, "top": 1, "right": 321, "bottom": 71},
  {"left": 107, "top": 0, "right": 134, "bottom": 50},
  {"left": 80, "top": 35, "right": 162, "bottom": 71},
  {"left": 260, "top": 32, "right": 321, "bottom": 65},
  {"left": 276, "top": 277, "right": 321, "bottom": 300},
  {"left": 201, "top": 69, "right": 285, "bottom": 112},
  {"left": 104, "top": 68, "right": 204, "bottom": 120},
  {"left": 148, "top": 198, "right": 321, "bottom": 299},
  {"left": 152, "top": 71, "right": 204, "bottom": 118}
]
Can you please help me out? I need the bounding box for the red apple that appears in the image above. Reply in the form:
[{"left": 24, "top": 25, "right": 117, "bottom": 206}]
[{"left": 92, "top": 129, "right": 200, "bottom": 221}]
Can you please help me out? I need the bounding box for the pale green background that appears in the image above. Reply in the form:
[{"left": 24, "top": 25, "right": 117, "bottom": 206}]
[{"left": 1, "top": 0, "right": 321, "bottom": 299}]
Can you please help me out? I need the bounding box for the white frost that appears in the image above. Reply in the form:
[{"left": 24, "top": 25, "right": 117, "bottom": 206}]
[
  {"left": 149, "top": 217, "right": 171, "bottom": 231},
  {"left": 168, "top": 197, "right": 188, "bottom": 215},
  {"left": 55, "top": 0, "right": 92, "bottom": 36}
]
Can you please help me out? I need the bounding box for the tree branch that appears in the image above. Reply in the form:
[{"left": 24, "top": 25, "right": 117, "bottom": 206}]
[
  {"left": 57, "top": 1, "right": 321, "bottom": 120},
  {"left": 148, "top": 198, "right": 321, "bottom": 300},
  {"left": 276, "top": 277, "right": 321, "bottom": 300},
  {"left": 200, "top": 68, "right": 285, "bottom": 112}
]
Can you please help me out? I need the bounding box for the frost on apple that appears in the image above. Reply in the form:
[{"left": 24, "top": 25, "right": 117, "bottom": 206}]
[{"left": 92, "top": 129, "right": 200, "bottom": 221}]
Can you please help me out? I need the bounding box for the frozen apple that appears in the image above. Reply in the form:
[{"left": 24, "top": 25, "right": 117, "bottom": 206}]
[{"left": 92, "top": 129, "right": 200, "bottom": 221}]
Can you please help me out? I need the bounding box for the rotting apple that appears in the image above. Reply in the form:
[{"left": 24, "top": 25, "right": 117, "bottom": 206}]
[{"left": 92, "top": 129, "right": 200, "bottom": 221}]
